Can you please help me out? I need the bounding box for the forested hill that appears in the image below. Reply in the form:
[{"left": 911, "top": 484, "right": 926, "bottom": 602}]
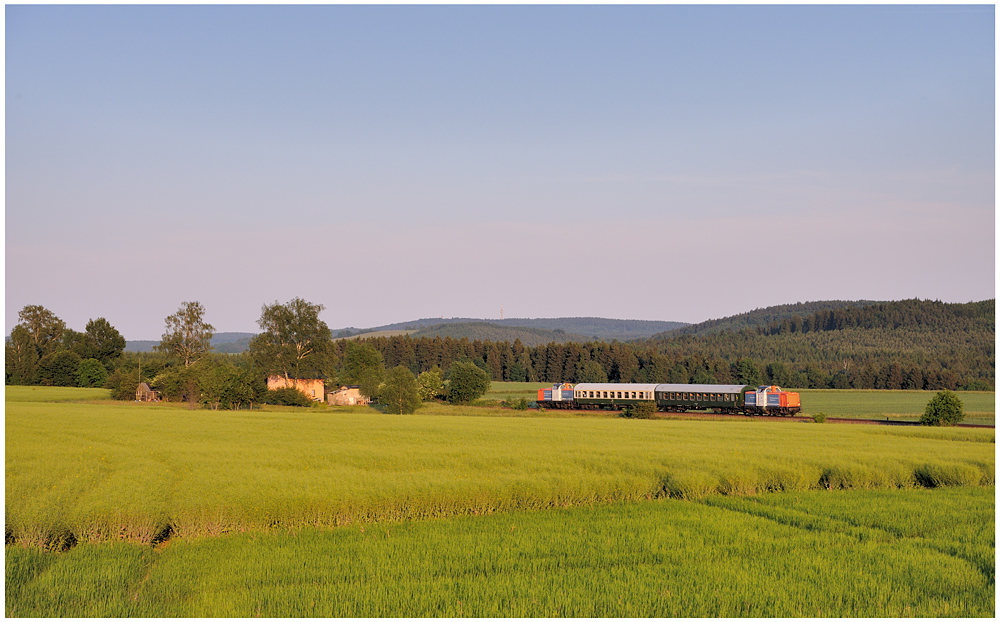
[
  {"left": 126, "top": 332, "right": 254, "bottom": 353},
  {"left": 342, "top": 317, "right": 687, "bottom": 342},
  {"left": 656, "top": 300, "right": 880, "bottom": 338},
  {"left": 643, "top": 298, "right": 994, "bottom": 390},
  {"left": 410, "top": 323, "right": 591, "bottom": 348},
  {"left": 753, "top": 299, "right": 994, "bottom": 336}
]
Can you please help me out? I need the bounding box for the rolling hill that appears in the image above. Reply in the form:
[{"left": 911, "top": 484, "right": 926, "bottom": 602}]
[
  {"left": 653, "top": 300, "right": 880, "bottom": 338},
  {"left": 338, "top": 317, "right": 688, "bottom": 342}
]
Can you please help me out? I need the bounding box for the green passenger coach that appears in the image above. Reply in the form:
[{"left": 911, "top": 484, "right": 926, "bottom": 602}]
[{"left": 654, "top": 384, "right": 751, "bottom": 414}]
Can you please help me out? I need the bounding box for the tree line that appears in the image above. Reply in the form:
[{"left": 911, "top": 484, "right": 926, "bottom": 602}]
[
  {"left": 5, "top": 299, "right": 491, "bottom": 413},
  {"left": 7, "top": 297, "right": 993, "bottom": 404}
]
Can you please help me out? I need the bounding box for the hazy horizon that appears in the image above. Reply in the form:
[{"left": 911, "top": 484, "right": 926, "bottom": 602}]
[{"left": 7, "top": 5, "right": 995, "bottom": 339}]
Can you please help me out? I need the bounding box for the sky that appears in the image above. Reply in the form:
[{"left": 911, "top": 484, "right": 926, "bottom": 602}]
[{"left": 5, "top": 4, "right": 995, "bottom": 339}]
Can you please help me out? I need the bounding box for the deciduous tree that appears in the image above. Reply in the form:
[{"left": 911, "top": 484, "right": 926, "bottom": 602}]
[
  {"left": 17, "top": 305, "right": 66, "bottom": 356},
  {"left": 77, "top": 358, "right": 109, "bottom": 388},
  {"left": 378, "top": 366, "right": 421, "bottom": 414},
  {"left": 38, "top": 350, "right": 82, "bottom": 387},
  {"left": 250, "top": 298, "right": 332, "bottom": 381},
  {"left": 446, "top": 361, "right": 490, "bottom": 405},
  {"left": 416, "top": 366, "right": 445, "bottom": 401},
  {"left": 5, "top": 325, "right": 39, "bottom": 385},
  {"left": 156, "top": 302, "right": 214, "bottom": 367},
  {"left": 85, "top": 318, "right": 126, "bottom": 365},
  {"left": 920, "top": 390, "right": 964, "bottom": 426},
  {"left": 341, "top": 341, "right": 385, "bottom": 399}
]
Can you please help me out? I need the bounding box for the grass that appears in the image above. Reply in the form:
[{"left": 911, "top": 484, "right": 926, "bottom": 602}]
[
  {"left": 3, "top": 385, "right": 112, "bottom": 403},
  {"left": 6, "top": 487, "right": 993, "bottom": 617},
  {"left": 484, "top": 381, "right": 549, "bottom": 402},
  {"left": 797, "top": 389, "right": 995, "bottom": 424},
  {"left": 481, "top": 383, "right": 995, "bottom": 425},
  {"left": 6, "top": 387, "right": 994, "bottom": 547}
]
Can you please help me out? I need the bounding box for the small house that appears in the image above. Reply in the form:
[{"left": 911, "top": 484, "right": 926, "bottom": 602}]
[
  {"left": 266, "top": 376, "right": 325, "bottom": 401},
  {"left": 327, "top": 385, "right": 370, "bottom": 406},
  {"left": 136, "top": 383, "right": 160, "bottom": 402}
]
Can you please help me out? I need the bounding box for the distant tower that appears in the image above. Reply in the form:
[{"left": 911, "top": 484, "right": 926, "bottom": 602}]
[{"left": 501, "top": 305, "right": 504, "bottom": 320}]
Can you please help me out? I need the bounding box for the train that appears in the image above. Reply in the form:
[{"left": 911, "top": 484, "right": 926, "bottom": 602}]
[{"left": 537, "top": 382, "right": 801, "bottom": 416}]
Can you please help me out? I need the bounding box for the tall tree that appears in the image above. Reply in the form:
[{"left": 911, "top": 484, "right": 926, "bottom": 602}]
[
  {"left": 250, "top": 297, "right": 332, "bottom": 381},
  {"left": 85, "top": 318, "right": 126, "bottom": 365},
  {"left": 156, "top": 301, "right": 214, "bottom": 367},
  {"left": 5, "top": 325, "right": 40, "bottom": 385},
  {"left": 340, "top": 341, "right": 384, "bottom": 384},
  {"left": 377, "top": 366, "right": 421, "bottom": 414},
  {"left": 17, "top": 305, "right": 66, "bottom": 356}
]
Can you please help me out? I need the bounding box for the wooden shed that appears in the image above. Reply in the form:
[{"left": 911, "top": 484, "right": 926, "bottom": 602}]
[{"left": 136, "top": 383, "right": 160, "bottom": 402}]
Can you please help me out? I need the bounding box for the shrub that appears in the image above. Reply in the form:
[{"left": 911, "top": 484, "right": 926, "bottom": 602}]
[
  {"left": 77, "top": 358, "right": 108, "bottom": 388},
  {"left": 621, "top": 402, "right": 656, "bottom": 419},
  {"left": 264, "top": 387, "right": 312, "bottom": 407},
  {"left": 812, "top": 412, "right": 827, "bottom": 423},
  {"left": 104, "top": 368, "right": 140, "bottom": 401},
  {"left": 416, "top": 367, "right": 445, "bottom": 401},
  {"left": 920, "top": 390, "right": 964, "bottom": 426}
]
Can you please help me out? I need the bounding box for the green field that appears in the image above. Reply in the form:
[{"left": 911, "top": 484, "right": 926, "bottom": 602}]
[
  {"left": 5, "top": 387, "right": 995, "bottom": 616},
  {"left": 6, "top": 488, "right": 993, "bottom": 617},
  {"left": 483, "top": 383, "right": 995, "bottom": 424},
  {"left": 797, "top": 389, "right": 995, "bottom": 424}
]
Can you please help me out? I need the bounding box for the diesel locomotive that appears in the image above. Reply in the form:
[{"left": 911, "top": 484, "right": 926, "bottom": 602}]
[{"left": 537, "top": 382, "right": 801, "bottom": 416}]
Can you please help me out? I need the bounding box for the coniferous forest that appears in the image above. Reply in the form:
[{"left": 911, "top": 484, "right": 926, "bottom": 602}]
[{"left": 352, "top": 300, "right": 994, "bottom": 390}]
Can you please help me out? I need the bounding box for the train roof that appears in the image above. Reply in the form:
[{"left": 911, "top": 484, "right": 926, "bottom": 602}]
[
  {"left": 654, "top": 384, "right": 748, "bottom": 393},
  {"left": 572, "top": 383, "right": 661, "bottom": 392}
]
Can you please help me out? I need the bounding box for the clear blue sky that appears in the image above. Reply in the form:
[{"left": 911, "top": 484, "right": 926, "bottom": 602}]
[{"left": 6, "top": 5, "right": 995, "bottom": 339}]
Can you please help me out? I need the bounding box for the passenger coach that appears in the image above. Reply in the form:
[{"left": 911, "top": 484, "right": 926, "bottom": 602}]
[
  {"left": 654, "top": 384, "right": 749, "bottom": 414},
  {"left": 572, "top": 383, "right": 659, "bottom": 410}
]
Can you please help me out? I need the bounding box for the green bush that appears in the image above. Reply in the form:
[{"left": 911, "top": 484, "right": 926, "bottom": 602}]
[
  {"left": 812, "top": 412, "right": 827, "bottom": 423},
  {"left": 77, "top": 359, "right": 108, "bottom": 388},
  {"left": 104, "top": 368, "right": 140, "bottom": 401},
  {"left": 621, "top": 402, "right": 656, "bottom": 419},
  {"left": 446, "top": 362, "right": 491, "bottom": 405},
  {"left": 264, "top": 387, "right": 312, "bottom": 407},
  {"left": 920, "top": 390, "right": 964, "bottom": 426}
]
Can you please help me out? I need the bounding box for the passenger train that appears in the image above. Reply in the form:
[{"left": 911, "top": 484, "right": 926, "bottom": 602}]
[{"left": 537, "top": 383, "right": 801, "bottom": 416}]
